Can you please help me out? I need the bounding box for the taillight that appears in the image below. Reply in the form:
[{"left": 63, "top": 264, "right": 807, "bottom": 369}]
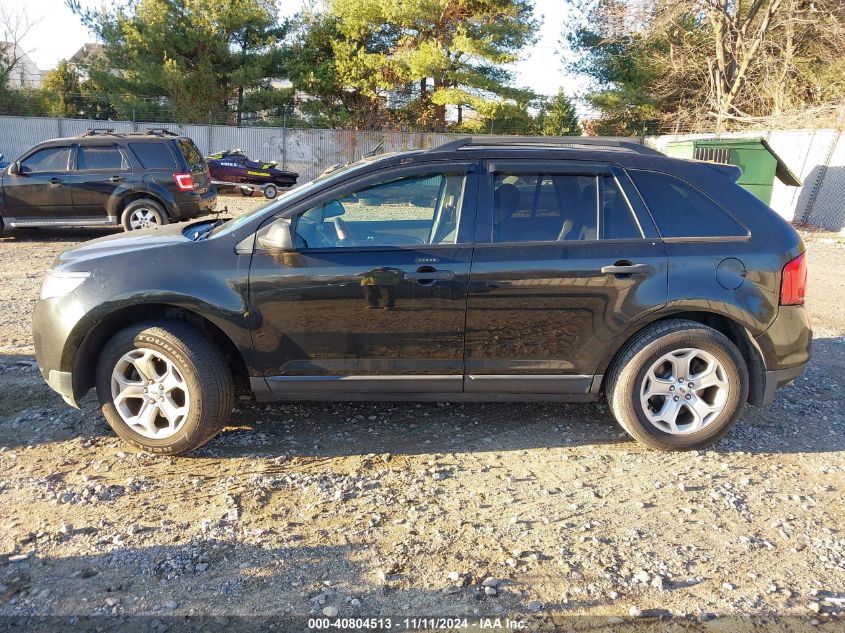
[
  {"left": 780, "top": 252, "right": 807, "bottom": 306},
  {"left": 173, "top": 172, "right": 194, "bottom": 191}
]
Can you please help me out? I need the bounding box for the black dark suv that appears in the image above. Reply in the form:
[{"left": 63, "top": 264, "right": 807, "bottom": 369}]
[
  {"left": 0, "top": 129, "right": 216, "bottom": 232},
  {"left": 32, "top": 136, "right": 811, "bottom": 454}
]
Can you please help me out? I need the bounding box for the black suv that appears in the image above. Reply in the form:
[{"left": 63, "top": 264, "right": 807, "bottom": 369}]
[
  {"left": 32, "top": 136, "right": 811, "bottom": 454},
  {"left": 1, "top": 129, "right": 215, "bottom": 232}
]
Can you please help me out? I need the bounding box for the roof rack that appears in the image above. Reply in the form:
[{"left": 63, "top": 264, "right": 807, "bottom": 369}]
[
  {"left": 143, "top": 128, "right": 178, "bottom": 137},
  {"left": 427, "top": 135, "right": 662, "bottom": 156},
  {"left": 79, "top": 128, "right": 118, "bottom": 137}
]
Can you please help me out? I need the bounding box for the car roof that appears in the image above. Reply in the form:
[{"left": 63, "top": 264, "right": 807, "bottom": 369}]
[{"left": 36, "top": 129, "right": 188, "bottom": 146}]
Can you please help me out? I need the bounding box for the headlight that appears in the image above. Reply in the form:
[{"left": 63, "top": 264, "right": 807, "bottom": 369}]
[{"left": 39, "top": 271, "right": 90, "bottom": 300}]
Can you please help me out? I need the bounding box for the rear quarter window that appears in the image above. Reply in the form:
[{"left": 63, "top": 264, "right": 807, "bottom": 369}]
[
  {"left": 128, "top": 142, "right": 177, "bottom": 170},
  {"left": 628, "top": 169, "right": 748, "bottom": 238},
  {"left": 176, "top": 139, "right": 205, "bottom": 171}
]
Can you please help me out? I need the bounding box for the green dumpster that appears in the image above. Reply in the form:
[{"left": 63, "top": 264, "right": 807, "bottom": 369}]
[{"left": 664, "top": 138, "right": 802, "bottom": 205}]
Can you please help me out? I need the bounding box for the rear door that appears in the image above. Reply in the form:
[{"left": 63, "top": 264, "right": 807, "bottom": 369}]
[
  {"left": 248, "top": 161, "right": 478, "bottom": 396},
  {"left": 68, "top": 143, "right": 131, "bottom": 218},
  {"left": 465, "top": 159, "right": 668, "bottom": 394},
  {"left": 2, "top": 145, "right": 73, "bottom": 222}
]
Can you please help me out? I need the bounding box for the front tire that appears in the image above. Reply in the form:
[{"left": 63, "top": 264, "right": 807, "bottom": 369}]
[
  {"left": 606, "top": 319, "right": 748, "bottom": 450},
  {"left": 121, "top": 199, "right": 169, "bottom": 231},
  {"left": 96, "top": 321, "right": 234, "bottom": 455}
]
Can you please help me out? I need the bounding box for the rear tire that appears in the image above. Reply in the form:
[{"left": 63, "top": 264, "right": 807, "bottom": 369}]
[
  {"left": 95, "top": 321, "right": 234, "bottom": 455},
  {"left": 121, "top": 199, "right": 169, "bottom": 231},
  {"left": 606, "top": 319, "right": 748, "bottom": 450}
]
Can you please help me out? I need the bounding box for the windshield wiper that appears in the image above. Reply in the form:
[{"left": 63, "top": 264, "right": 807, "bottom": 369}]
[{"left": 189, "top": 219, "right": 225, "bottom": 241}]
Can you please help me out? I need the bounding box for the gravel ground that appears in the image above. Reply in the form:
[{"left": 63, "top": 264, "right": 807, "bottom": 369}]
[{"left": 1, "top": 198, "right": 844, "bottom": 629}]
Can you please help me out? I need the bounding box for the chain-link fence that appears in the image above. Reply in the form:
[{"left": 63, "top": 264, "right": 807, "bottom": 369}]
[{"left": 1, "top": 114, "right": 844, "bottom": 230}]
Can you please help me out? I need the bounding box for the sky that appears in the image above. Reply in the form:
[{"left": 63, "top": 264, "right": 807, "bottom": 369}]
[{"left": 4, "top": 0, "right": 587, "bottom": 111}]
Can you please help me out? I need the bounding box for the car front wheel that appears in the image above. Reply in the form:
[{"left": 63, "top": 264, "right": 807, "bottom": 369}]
[
  {"left": 96, "top": 321, "right": 234, "bottom": 454},
  {"left": 606, "top": 319, "right": 748, "bottom": 450}
]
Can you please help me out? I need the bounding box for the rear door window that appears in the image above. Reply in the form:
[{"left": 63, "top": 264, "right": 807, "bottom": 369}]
[
  {"left": 628, "top": 170, "right": 748, "bottom": 238},
  {"left": 128, "top": 142, "right": 177, "bottom": 170},
  {"left": 492, "top": 172, "right": 643, "bottom": 243},
  {"left": 21, "top": 146, "right": 71, "bottom": 173},
  {"left": 77, "top": 145, "right": 128, "bottom": 171}
]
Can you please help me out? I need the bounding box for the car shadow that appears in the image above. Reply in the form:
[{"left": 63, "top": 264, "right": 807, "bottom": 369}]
[
  {"left": 0, "top": 227, "right": 121, "bottom": 243},
  {"left": 1, "top": 336, "right": 842, "bottom": 457}
]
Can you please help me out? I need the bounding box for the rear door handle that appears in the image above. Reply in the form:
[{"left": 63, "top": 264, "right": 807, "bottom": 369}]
[
  {"left": 109, "top": 176, "right": 123, "bottom": 182},
  {"left": 405, "top": 270, "right": 455, "bottom": 281},
  {"left": 49, "top": 177, "right": 62, "bottom": 185},
  {"left": 601, "top": 263, "right": 649, "bottom": 275}
]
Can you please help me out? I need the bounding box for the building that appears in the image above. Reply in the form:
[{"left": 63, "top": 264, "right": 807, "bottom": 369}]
[{"left": 0, "top": 42, "right": 43, "bottom": 89}]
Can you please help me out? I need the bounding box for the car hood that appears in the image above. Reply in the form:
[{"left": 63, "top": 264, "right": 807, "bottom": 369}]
[{"left": 52, "top": 223, "right": 193, "bottom": 270}]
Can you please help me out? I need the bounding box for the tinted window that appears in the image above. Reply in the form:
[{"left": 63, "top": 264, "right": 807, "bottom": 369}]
[
  {"left": 129, "top": 142, "right": 177, "bottom": 169},
  {"left": 628, "top": 170, "right": 747, "bottom": 238},
  {"left": 77, "top": 145, "right": 127, "bottom": 171},
  {"left": 21, "top": 146, "right": 70, "bottom": 172},
  {"left": 294, "top": 173, "right": 465, "bottom": 248},
  {"left": 177, "top": 139, "right": 204, "bottom": 171},
  {"left": 601, "top": 176, "right": 641, "bottom": 239},
  {"left": 493, "top": 173, "right": 598, "bottom": 242}
]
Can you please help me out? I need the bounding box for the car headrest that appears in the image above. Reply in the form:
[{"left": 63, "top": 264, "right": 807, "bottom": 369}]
[{"left": 494, "top": 183, "right": 521, "bottom": 221}]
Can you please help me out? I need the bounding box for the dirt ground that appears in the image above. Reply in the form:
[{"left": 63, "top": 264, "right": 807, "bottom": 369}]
[{"left": 1, "top": 195, "right": 844, "bottom": 630}]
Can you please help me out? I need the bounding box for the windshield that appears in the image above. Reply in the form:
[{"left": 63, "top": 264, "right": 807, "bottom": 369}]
[{"left": 209, "top": 157, "right": 378, "bottom": 237}]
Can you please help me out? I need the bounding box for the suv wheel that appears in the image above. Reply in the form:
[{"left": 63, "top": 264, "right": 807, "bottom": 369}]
[
  {"left": 606, "top": 319, "right": 748, "bottom": 450},
  {"left": 96, "top": 321, "right": 234, "bottom": 454},
  {"left": 121, "top": 199, "right": 169, "bottom": 231}
]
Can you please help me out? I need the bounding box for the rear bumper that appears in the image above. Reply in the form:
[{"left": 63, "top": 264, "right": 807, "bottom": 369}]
[
  {"left": 759, "top": 363, "right": 807, "bottom": 407},
  {"left": 753, "top": 304, "right": 812, "bottom": 406},
  {"left": 171, "top": 187, "right": 217, "bottom": 221}
]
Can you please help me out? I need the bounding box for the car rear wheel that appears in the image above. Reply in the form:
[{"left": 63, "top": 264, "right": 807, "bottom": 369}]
[
  {"left": 121, "top": 199, "right": 169, "bottom": 231},
  {"left": 606, "top": 319, "right": 748, "bottom": 450},
  {"left": 96, "top": 321, "right": 234, "bottom": 455}
]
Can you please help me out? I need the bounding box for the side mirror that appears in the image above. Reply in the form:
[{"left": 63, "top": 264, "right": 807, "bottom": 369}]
[
  {"left": 257, "top": 218, "right": 295, "bottom": 252},
  {"left": 8, "top": 161, "right": 20, "bottom": 175}
]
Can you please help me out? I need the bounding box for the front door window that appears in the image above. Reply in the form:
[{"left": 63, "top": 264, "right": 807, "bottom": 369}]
[{"left": 294, "top": 173, "right": 466, "bottom": 249}]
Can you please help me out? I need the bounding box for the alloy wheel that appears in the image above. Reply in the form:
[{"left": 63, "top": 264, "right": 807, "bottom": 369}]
[
  {"left": 128, "top": 209, "right": 159, "bottom": 230},
  {"left": 639, "top": 347, "right": 730, "bottom": 434},
  {"left": 110, "top": 347, "right": 190, "bottom": 439}
]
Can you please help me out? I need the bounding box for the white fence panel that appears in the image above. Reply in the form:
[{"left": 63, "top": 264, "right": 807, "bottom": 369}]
[{"left": 1, "top": 115, "right": 844, "bottom": 229}]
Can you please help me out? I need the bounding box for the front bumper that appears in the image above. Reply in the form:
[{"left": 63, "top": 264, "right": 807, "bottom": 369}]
[{"left": 46, "top": 369, "right": 79, "bottom": 407}]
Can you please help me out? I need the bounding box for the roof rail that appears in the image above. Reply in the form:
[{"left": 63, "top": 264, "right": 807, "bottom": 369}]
[
  {"left": 427, "top": 135, "right": 662, "bottom": 156},
  {"left": 143, "top": 128, "right": 178, "bottom": 137},
  {"left": 79, "top": 128, "right": 117, "bottom": 137}
]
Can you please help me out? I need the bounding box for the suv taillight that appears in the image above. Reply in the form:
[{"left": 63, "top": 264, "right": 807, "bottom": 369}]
[
  {"left": 780, "top": 252, "right": 807, "bottom": 306},
  {"left": 173, "top": 172, "right": 194, "bottom": 191}
]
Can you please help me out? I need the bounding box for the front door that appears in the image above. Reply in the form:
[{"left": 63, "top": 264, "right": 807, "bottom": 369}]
[
  {"left": 68, "top": 143, "right": 132, "bottom": 218},
  {"left": 3, "top": 145, "right": 73, "bottom": 223},
  {"left": 248, "top": 162, "right": 478, "bottom": 396},
  {"left": 465, "top": 160, "right": 668, "bottom": 394}
]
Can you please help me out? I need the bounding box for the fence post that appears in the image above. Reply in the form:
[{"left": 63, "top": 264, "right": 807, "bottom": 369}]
[
  {"left": 281, "top": 105, "right": 288, "bottom": 171},
  {"left": 57, "top": 117, "right": 63, "bottom": 138}
]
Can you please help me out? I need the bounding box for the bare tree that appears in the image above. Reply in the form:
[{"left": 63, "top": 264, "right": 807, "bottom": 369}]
[{"left": 0, "top": 5, "right": 40, "bottom": 89}]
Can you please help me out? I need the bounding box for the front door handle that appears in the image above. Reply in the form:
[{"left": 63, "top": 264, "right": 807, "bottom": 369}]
[
  {"left": 109, "top": 175, "right": 123, "bottom": 182},
  {"left": 49, "top": 177, "right": 62, "bottom": 185},
  {"left": 601, "top": 263, "right": 649, "bottom": 275}
]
